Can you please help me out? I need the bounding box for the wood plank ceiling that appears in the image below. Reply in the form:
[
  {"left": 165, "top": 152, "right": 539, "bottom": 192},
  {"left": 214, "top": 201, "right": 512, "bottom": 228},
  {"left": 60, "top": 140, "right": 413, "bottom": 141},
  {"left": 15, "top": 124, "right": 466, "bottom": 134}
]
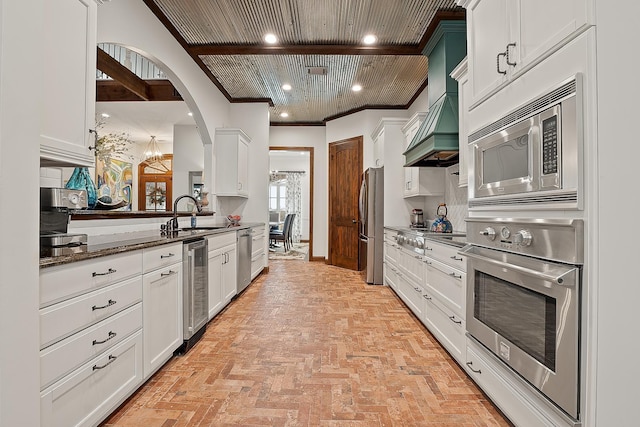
[{"left": 116, "top": 1, "right": 465, "bottom": 125}]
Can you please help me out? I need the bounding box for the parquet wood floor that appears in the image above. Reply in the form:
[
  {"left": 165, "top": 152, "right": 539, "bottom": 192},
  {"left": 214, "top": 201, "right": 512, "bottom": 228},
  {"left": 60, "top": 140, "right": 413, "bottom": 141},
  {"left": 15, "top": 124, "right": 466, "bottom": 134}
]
[{"left": 102, "top": 260, "right": 512, "bottom": 427}]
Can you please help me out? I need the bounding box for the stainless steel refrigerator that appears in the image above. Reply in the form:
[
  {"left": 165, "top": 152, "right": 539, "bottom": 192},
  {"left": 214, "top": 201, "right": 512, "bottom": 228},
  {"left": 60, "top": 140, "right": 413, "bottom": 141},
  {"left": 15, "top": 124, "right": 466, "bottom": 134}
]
[{"left": 358, "top": 167, "right": 384, "bottom": 284}]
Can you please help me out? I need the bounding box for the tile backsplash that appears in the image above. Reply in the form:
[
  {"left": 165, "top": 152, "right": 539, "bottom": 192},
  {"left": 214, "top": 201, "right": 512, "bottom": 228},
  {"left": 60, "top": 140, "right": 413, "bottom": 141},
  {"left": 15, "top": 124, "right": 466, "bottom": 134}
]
[{"left": 417, "top": 164, "right": 468, "bottom": 233}]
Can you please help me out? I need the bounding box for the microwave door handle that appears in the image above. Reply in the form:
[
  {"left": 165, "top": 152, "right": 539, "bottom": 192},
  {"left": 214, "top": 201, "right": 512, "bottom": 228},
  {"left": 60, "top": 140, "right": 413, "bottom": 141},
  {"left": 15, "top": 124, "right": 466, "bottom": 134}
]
[{"left": 463, "top": 250, "right": 573, "bottom": 285}]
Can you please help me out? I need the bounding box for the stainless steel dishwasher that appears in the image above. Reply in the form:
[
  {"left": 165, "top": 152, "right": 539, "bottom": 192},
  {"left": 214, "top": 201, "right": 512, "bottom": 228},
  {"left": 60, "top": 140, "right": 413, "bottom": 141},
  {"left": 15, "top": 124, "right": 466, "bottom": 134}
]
[
  {"left": 179, "top": 237, "right": 208, "bottom": 353},
  {"left": 236, "top": 229, "right": 252, "bottom": 294}
]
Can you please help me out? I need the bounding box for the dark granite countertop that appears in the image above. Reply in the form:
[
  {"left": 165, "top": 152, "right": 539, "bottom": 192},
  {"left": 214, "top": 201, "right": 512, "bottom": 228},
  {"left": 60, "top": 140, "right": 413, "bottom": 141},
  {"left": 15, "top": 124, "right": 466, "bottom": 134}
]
[
  {"left": 384, "top": 226, "right": 468, "bottom": 248},
  {"left": 40, "top": 222, "right": 264, "bottom": 269}
]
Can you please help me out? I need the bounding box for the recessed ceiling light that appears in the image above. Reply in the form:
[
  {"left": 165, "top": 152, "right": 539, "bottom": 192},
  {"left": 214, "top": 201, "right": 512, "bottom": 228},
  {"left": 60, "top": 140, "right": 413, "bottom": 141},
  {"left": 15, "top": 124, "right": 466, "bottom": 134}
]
[
  {"left": 101, "top": 113, "right": 110, "bottom": 118},
  {"left": 280, "top": 112, "right": 289, "bottom": 118},
  {"left": 352, "top": 84, "right": 363, "bottom": 92},
  {"left": 282, "top": 83, "right": 292, "bottom": 91},
  {"left": 188, "top": 112, "right": 193, "bottom": 116},
  {"left": 363, "top": 34, "right": 377, "bottom": 45},
  {"left": 264, "top": 33, "right": 278, "bottom": 44}
]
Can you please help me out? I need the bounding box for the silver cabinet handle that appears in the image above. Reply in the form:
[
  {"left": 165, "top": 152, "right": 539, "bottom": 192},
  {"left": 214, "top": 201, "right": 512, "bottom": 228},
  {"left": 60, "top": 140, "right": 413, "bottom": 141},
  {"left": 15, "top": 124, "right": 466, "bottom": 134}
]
[
  {"left": 160, "top": 253, "right": 175, "bottom": 259},
  {"left": 414, "top": 287, "right": 422, "bottom": 293},
  {"left": 423, "top": 294, "right": 432, "bottom": 300},
  {"left": 506, "top": 42, "right": 517, "bottom": 66},
  {"left": 449, "top": 315, "right": 462, "bottom": 325},
  {"left": 423, "top": 260, "right": 432, "bottom": 265},
  {"left": 466, "top": 361, "right": 481, "bottom": 374},
  {"left": 414, "top": 255, "right": 421, "bottom": 259},
  {"left": 92, "top": 268, "right": 116, "bottom": 277},
  {"left": 424, "top": 247, "right": 432, "bottom": 251},
  {"left": 161, "top": 270, "right": 177, "bottom": 277},
  {"left": 92, "top": 354, "right": 117, "bottom": 371},
  {"left": 92, "top": 299, "right": 116, "bottom": 311},
  {"left": 496, "top": 52, "right": 507, "bottom": 75},
  {"left": 449, "top": 272, "right": 462, "bottom": 280},
  {"left": 450, "top": 256, "right": 463, "bottom": 261},
  {"left": 92, "top": 331, "right": 116, "bottom": 346}
]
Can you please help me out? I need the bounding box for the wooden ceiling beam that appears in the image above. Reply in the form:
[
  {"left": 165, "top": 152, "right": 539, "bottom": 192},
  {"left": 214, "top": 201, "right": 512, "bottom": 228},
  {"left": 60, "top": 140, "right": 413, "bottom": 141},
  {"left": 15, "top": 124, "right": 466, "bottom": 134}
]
[
  {"left": 96, "top": 47, "right": 151, "bottom": 100},
  {"left": 189, "top": 44, "right": 422, "bottom": 56},
  {"left": 96, "top": 80, "right": 183, "bottom": 102}
]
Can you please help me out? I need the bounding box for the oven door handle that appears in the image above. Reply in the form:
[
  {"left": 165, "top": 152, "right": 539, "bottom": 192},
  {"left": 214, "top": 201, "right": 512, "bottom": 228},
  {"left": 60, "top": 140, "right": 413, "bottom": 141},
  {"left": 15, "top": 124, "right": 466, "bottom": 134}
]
[{"left": 461, "top": 249, "right": 573, "bottom": 285}]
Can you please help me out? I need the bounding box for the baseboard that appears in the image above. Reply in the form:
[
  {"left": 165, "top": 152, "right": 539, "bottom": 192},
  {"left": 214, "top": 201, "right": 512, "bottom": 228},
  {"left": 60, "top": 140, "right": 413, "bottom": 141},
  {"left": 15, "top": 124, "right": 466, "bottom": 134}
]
[{"left": 310, "top": 256, "right": 326, "bottom": 262}]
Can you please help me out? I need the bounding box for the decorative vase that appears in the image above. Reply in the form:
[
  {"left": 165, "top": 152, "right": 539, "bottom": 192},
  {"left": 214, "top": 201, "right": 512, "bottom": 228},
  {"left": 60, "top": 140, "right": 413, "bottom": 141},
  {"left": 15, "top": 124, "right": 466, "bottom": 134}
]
[
  {"left": 200, "top": 191, "right": 209, "bottom": 210},
  {"left": 65, "top": 167, "right": 97, "bottom": 208}
]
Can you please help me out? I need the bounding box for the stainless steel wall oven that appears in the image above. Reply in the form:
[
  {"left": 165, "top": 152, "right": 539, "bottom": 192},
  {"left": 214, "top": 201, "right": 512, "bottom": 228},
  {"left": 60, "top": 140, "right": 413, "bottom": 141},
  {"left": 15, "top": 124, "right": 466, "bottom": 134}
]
[{"left": 462, "top": 218, "right": 583, "bottom": 420}]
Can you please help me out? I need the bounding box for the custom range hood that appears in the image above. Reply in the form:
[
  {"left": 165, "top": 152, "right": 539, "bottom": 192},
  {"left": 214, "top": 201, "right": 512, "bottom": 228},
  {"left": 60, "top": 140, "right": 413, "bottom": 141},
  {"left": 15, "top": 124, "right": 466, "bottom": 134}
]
[{"left": 404, "top": 21, "right": 466, "bottom": 167}]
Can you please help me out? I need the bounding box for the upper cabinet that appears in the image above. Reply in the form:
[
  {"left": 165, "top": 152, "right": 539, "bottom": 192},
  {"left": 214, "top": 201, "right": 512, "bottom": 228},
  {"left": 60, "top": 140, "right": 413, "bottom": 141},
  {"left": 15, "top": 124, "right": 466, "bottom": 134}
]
[
  {"left": 466, "top": 0, "right": 593, "bottom": 108},
  {"left": 450, "top": 57, "right": 469, "bottom": 188},
  {"left": 40, "top": 0, "right": 98, "bottom": 167},
  {"left": 401, "top": 114, "right": 445, "bottom": 198},
  {"left": 215, "top": 128, "right": 250, "bottom": 197}
]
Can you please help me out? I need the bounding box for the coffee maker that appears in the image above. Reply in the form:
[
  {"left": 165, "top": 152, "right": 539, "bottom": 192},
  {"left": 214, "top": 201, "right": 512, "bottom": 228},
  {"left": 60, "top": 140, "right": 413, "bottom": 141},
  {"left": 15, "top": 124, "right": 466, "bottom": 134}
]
[
  {"left": 410, "top": 208, "right": 426, "bottom": 229},
  {"left": 40, "top": 188, "right": 88, "bottom": 255}
]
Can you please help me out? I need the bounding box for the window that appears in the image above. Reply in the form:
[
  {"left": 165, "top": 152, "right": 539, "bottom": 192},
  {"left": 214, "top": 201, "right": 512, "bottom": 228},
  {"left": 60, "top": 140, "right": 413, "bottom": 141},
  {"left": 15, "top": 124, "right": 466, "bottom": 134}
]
[{"left": 269, "top": 182, "right": 287, "bottom": 211}]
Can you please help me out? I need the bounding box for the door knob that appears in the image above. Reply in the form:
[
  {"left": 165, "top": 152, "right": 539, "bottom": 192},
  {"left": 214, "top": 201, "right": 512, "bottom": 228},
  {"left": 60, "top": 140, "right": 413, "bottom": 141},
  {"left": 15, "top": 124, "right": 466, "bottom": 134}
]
[{"left": 352, "top": 219, "right": 357, "bottom": 223}]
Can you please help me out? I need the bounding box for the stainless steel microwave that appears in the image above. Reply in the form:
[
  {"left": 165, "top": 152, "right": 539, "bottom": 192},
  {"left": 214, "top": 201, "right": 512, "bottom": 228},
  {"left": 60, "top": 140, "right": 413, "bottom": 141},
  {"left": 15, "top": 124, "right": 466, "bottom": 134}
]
[{"left": 468, "top": 75, "right": 582, "bottom": 210}]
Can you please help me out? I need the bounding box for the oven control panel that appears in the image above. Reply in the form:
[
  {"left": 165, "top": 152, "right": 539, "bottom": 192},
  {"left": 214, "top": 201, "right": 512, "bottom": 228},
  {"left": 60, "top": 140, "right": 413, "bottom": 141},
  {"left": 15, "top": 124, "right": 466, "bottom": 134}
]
[{"left": 467, "top": 218, "right": 583, "bottom": 264}]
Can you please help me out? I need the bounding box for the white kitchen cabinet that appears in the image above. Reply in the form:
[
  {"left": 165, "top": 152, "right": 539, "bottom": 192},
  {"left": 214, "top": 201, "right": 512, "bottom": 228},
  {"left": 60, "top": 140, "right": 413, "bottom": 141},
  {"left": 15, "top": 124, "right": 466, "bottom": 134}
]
[
  {"left": 40, "top": 0, "right": 97, "bottom": 167},
  {"left": 465, "top": 0, "right": 592, "bottom": 107},
  {"left": 215, "top": 128, "right": 250, "bottom": 197},
  {"left": 401, "top": 113, "right": 446, "bottom": 197},
  {"left": 250, "top": 225, "right": 266, "bottom": 280},
  {"left": 465, "top": 339, "right": 572, "bottom": 427},
  {"left": 371, "top": 118, "right": 408, "bottom": 169},
  {"left": 207, "top": 232, "right": 238, "bottom": 319},
  {"left": 39, "top": 250, "right": 145, "bottom": 427},
  {"left": 372, "top": 128, "right": 384, "bottom": 167},
  {"left": 142, "top": 242, "right": 182, "bottom": 379},
  {"left": 40, "top": 332, "right": 143, "bottom": 427},
  {"left": 422, "top": 239, "right": 467, "bottom": 364},
  {"left": 450, "top": 57, "right": 469, "bottom": 187}
]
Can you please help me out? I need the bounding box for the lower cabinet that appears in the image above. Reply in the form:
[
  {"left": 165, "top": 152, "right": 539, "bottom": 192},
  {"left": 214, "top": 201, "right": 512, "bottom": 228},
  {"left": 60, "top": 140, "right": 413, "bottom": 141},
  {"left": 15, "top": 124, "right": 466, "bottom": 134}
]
[
  {"left": 465, "top": 339, "right": 572, "bottom": 427},
  {"left": 207, "top": 233, "right": 238, "bottom": 320},
  {"left": 423, "top": 293, "right": 465, "bottom": 363},
  {"left": 142, "top": 261, "right": 182, "bottom": 378},
  {"left": 250, "top": 225, "right": 266, "bottom": 280},
  {"left": 40, "top": 331, "right": 143, "bottom": 427}
]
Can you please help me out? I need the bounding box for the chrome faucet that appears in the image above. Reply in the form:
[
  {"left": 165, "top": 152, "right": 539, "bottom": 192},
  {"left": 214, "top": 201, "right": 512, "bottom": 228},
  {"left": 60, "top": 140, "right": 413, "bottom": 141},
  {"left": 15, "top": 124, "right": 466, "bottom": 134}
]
[{"left": 163, "top": 194, "right": 202, "bottom": 232}]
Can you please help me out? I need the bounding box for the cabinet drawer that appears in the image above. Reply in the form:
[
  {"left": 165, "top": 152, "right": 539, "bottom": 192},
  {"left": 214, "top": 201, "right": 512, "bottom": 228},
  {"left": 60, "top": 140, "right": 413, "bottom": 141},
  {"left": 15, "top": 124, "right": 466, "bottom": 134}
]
[
  {"left": 251, "top": 225, "right": 266, "bottom": 237},
  {"left": 40, "top": 303, "right": 142, "bottom": 389},
  {"left": 425, "top": 258, "right": 465, "bottom": 318},
  {"left": 40, "top": 331, "right": 143, "bottom": 427},
  {"left": 424, "top": 295, "right": 465, "bottom": 363},
  {"left": 423, "top": 240, "right": 466, "bottom": 271},
  {"left": 40, "top": 250, "right": 143, "bottom": 307},
  {"left": 142, "top": 242, "right": 182, "bottom": 274},
  {"left": 207, "top": 231, "right": 236, "bottom": 251},
  {"left": 40, "top": 275, "right": 142, "bottom": 348}
]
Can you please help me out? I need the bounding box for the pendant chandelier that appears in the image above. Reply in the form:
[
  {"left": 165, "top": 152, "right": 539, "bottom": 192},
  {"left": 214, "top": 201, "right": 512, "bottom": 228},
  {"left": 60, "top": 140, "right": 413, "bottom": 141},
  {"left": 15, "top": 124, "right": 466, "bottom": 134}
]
[{"left": 142, "top": 135, "right": 163, "bottom": 164}]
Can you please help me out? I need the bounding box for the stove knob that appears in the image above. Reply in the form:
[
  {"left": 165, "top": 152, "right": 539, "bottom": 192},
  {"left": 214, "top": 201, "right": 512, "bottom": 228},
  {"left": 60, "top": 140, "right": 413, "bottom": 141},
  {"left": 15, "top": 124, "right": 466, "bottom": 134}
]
[
  {"left": 479, "top": 227, "right": 496, "bottom": 241},
  {"left": 416, "top": 240, "right": 424, "bottom": 249},
  {"left": 397, "top": 235, "right": 404, "bottom": 244},
  {"left": 409, "top": 238, "right": 416, "bottom": 247},
  {"left": 514, "top": 230, "right": 533, "bottom": 246}
]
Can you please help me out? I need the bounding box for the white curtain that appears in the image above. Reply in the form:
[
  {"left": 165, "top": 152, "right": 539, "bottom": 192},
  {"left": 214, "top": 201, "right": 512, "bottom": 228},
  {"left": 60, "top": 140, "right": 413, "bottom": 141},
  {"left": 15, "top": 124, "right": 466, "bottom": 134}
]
[{"left": 284, "top": 172, "right": 303, "bottom": 243}]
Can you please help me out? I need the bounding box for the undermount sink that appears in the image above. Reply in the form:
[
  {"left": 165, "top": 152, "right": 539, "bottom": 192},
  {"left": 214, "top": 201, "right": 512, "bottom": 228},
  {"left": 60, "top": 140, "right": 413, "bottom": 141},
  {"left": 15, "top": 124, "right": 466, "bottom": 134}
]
[{"left": 180, "top": 226, "right": 227, "bottom": 231}]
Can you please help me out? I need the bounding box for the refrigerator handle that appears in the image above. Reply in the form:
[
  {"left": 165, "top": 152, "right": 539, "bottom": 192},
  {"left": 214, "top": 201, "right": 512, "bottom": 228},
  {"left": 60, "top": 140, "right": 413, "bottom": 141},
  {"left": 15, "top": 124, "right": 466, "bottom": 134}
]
[{"left": 359, "top": 175, "right": 367, "bottom": 235}]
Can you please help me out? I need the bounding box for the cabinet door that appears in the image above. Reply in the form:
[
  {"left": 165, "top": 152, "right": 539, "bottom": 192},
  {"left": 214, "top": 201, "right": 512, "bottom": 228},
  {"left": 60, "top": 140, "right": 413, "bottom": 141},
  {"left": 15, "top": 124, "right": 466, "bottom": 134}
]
[
  {"left": 373, "top": 130, "right": 384, "bottom": 167},
  {"left": 516, "top": 0, "right": 591, "bottom": 72},
  {"left": 237, "top": 137, "right": 249, "bottom": 195},
  {"left": 142, "top": 263, "right": 182, "bottom": 378},
  {"left": 40, "top": 0, "right": 96, "bottom": 166},
  {"left": 222, "top": 246, "right": 237, "bottom": 304},
  {"left": 467, "top": 0, "right": 511, "bottom": 105},
  {"left": 208, "top": 248, "right": 224, "bottom": 319}
]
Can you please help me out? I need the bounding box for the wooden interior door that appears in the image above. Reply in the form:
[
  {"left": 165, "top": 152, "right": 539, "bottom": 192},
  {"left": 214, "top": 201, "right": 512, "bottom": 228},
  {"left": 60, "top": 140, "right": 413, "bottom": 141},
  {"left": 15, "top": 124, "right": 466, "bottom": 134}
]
[
  {"left": 328, "top": 136, "right": 363, "bottom": 270},
  {"left": 138, "top": 155, "right": 173, "bottom": 211}
]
